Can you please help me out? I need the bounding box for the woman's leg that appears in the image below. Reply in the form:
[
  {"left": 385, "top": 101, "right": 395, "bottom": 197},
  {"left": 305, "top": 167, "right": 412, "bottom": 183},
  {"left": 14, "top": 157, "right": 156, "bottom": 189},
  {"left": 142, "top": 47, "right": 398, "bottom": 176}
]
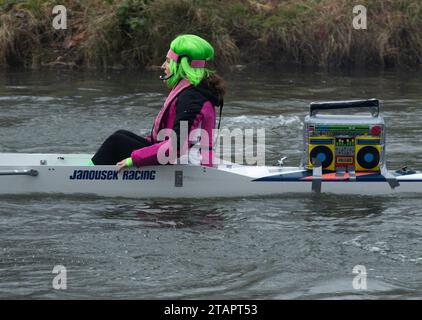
[
  {"left": 113, "top": 130, "right": 147, "bottom": 141},
  {"left": 91, "top": 131, "right": 152, "bottom": 165}
]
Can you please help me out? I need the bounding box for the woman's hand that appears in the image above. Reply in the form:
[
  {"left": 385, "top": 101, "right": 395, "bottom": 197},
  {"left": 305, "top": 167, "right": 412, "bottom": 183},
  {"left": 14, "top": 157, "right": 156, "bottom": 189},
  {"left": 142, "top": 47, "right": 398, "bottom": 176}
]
[
  {"left": 116, "top": 157, "right": 134, "bottom": 173},
  {"left": 116, "top": 159, "right": 128, "bottom": 173}
]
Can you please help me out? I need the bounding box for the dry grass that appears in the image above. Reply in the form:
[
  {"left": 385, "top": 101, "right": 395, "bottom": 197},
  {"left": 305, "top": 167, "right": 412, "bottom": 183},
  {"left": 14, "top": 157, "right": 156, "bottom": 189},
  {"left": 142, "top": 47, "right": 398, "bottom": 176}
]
[
  {"left": 0, "top": 4, "right": 45, "bottom": 67},
  {"left": 0, "top": 0, "right": 421, "bottom": 69}
]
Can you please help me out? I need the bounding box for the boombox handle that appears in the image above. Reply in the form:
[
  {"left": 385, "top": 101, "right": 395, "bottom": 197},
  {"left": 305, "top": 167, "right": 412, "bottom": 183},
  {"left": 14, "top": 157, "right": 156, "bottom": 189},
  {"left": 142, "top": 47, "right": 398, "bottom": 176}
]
[{"left": 310, "top": 98, "right": 379, "bottom": 117}]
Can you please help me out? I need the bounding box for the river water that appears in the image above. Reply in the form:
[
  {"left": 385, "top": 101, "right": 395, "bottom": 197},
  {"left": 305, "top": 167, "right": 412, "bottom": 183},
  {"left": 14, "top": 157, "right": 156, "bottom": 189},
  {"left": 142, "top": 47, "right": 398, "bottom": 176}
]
[{"left": 0, "top": 68, "right": 422, "bottom": 299}]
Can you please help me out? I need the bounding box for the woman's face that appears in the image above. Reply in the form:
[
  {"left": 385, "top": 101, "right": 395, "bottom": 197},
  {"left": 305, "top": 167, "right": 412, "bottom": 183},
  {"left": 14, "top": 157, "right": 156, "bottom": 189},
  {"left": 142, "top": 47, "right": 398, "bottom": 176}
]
[{"left": 161, "top": 57, "right": 171, "bottom": 79}]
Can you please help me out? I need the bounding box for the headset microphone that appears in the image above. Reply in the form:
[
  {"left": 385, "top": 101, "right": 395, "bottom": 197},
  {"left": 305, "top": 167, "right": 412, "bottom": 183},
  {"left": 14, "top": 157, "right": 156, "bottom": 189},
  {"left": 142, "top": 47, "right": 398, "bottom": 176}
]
[{"left": 159, "top": 73, "right": 173, "bottom": 81}]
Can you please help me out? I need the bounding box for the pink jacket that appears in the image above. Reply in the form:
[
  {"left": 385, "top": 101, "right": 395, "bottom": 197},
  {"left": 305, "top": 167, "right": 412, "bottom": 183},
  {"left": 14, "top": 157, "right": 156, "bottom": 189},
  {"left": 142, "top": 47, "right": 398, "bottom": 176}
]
[{"left": 131, "top": 79, "right": 221, "bottom": 167}]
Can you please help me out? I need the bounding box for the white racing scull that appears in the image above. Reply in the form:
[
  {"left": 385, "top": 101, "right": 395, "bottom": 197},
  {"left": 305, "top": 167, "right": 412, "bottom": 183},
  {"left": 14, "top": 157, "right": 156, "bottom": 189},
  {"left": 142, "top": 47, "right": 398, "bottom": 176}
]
[
  {"left": 0, "top": 153, "right": 421, "bottom": 198},
  {"left": 2, "top": 99, "right": 421, "bottom": 198}
]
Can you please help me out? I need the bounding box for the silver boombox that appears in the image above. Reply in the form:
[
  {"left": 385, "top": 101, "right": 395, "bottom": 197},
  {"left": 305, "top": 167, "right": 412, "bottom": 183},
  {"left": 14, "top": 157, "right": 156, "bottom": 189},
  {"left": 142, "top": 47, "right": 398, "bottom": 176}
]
[{"left": 302, "top": 99, "right": 385, "bottom": 172}]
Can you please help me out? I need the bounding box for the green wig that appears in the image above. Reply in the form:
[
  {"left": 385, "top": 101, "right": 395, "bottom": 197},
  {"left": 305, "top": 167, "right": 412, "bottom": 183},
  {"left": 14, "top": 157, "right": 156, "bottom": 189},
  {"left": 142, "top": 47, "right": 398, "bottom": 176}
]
[{"left": 165, "top": 34, "right": 215, "bottom": 88}]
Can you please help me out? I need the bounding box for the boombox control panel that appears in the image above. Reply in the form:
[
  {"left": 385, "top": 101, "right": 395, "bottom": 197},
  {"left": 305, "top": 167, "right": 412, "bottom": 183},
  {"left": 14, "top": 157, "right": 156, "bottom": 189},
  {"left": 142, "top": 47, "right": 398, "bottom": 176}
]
[{"left": 335, "top": 137, "right": 355, "bottom": 167}]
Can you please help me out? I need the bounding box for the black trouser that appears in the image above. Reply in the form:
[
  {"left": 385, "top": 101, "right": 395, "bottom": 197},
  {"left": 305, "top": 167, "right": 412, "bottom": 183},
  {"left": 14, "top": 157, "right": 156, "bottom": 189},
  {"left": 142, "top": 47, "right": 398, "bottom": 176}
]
[{"left": 91, "top": 130, "right": 152, "bottom": 165}]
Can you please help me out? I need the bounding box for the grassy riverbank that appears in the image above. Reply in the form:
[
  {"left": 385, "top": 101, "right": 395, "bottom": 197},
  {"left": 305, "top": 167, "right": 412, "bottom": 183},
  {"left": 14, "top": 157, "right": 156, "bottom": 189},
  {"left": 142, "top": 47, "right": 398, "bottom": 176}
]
[{"left": 1, "top": 0, "right": 421, "bottom": 70}]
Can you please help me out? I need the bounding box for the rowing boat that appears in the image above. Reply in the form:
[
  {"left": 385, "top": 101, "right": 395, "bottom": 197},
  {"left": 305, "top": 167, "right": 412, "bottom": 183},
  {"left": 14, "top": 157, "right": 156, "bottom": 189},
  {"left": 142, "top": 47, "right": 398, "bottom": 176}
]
[
  {"left": 0, "top": 152, "right": 421, "bottom": 198},
  {"left": 2, "top": 99, "right": 421, "bottom": 198}
]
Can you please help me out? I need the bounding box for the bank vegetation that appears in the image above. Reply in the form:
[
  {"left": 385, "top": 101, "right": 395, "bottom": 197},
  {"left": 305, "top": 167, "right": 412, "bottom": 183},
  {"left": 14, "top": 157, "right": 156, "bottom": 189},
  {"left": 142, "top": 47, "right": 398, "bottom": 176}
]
[{"left": 0, "top": 0, "right": 421, "bottom": 70}]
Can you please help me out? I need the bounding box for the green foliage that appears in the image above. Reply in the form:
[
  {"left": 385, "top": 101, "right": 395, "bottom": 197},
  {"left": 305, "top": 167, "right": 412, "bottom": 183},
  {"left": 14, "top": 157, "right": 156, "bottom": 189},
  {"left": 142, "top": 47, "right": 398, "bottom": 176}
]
[
  {"left": 116, "top": 0, "right": 149, "bottom": 31},
  {"left": 0, "top": 0, "right": 21, "bottom": 12}
]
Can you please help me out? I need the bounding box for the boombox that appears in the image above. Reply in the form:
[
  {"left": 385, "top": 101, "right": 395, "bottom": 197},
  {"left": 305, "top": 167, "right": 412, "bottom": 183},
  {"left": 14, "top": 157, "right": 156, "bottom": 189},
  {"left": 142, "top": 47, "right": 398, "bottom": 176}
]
[{"left": 303, "top": 99, "right": 385, "bottom": 172}]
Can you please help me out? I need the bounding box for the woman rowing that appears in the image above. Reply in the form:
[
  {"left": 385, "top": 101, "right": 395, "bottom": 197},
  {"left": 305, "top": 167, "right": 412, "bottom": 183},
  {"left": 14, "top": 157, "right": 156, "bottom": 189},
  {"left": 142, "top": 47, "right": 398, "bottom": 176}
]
[{"left": 90, "top": 34, "right": 225, "bottom": 172}]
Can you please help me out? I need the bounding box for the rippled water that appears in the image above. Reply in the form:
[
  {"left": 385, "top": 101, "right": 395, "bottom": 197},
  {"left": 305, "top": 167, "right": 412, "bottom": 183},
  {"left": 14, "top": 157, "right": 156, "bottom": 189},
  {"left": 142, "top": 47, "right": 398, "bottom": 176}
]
[{"left": 1, "top": 68, "right": 422, "bottom": 299}]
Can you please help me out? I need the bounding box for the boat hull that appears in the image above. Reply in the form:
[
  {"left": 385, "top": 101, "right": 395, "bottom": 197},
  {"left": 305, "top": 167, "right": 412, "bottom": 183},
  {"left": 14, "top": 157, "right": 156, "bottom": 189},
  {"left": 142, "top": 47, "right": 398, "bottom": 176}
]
[{"left": 0, "top": 153, "right": 421, "bottom": 198}]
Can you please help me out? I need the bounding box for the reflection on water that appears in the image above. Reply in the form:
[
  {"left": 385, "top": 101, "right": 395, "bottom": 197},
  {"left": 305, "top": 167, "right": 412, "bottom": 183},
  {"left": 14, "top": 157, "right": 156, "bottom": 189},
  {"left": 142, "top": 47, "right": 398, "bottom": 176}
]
[
  {"left": 1, "top": 68, "right": 422, "bottom": 299},
  {"left": 100, "top": 201, "right": 225, "bottom": 230},
  {"left": 305, "top": 194, "right": 386, "bottom": 219}
]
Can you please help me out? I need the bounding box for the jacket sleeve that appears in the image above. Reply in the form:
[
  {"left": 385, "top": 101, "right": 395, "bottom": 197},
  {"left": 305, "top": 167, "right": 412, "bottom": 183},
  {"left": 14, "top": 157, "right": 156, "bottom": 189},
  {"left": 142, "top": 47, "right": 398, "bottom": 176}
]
[{"left": 130, "top": 93, "right": 204, "bottom": 167}]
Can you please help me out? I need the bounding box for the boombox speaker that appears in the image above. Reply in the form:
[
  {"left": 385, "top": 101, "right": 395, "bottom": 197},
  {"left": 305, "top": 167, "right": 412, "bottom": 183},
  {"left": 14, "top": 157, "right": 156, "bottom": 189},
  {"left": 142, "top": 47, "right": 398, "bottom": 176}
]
[
  {"left": 355, "top": 136, "right": 381, "bottom": 171},
  {"left": 308, "top": 137, "right": 335, "bottom": 171}
]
